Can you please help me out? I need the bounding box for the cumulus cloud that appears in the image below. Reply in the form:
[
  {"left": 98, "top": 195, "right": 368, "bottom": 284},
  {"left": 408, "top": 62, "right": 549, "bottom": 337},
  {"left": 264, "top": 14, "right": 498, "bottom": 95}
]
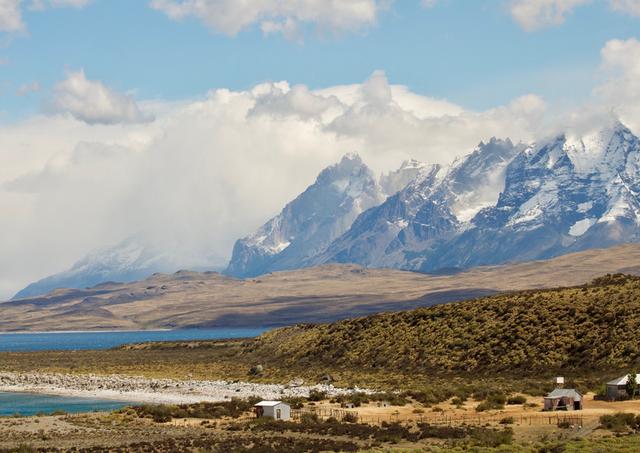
[
  {"left": 28, "top": 0, "right": 92, "bottom": 10},
  {"left": 509, "top": 0, "right": 640, "bottom": 30},
  {"left": 0, "top": 71, "right": 553, "bottom": 298},
  {"left": 509, "top": 0, "right": 590, "bottom": 31},
  {"left": 610, "top": 0, "right": 640, "bottom": 15},
  {"left": 0, "top": 0, "right": 24, "bottom": 32},
  {"left": 16, "top": 81, "right": 40, "bottom": 96},
  {"left": 591, "top": 37, "right": 640, "bottom": 130},
  {"left": 50, "top": 70, "right": 153, "bottom": 125},
  {"left": 0, "top": 0, "right": 91, "bottom": 35},
  {"left": 149, "top": 0, "right": 386, "bottom": 38}
]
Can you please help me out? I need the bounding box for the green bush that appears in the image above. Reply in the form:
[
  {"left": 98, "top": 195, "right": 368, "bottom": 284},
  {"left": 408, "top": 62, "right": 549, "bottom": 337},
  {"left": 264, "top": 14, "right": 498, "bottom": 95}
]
[
  {"left": 507, "top": 395, "right": 527, "bottom": 405},
  {"left": 475, "top": 393, "right": 506, "bottom": 412},
  {"left": 499, "top": 416, "right": 515, "bottom": 425},
  {"left": 600, "top": 412, "right": 639, "bottom": 431},
  {"left": 307, "top": 390, "right": 327, "bottom": 401}
]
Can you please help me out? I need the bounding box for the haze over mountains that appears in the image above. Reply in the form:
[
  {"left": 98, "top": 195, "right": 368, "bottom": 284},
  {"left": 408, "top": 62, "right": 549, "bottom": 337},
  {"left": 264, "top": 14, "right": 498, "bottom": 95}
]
[
  {"left": 228, "top": 119, "right": 640, "bottom": 276},
  {"left": 3, "top": 244, "right": 640, "bottom": 331},
  {"left": 13, "top": 119, "right": 640, "bottom": 298}
]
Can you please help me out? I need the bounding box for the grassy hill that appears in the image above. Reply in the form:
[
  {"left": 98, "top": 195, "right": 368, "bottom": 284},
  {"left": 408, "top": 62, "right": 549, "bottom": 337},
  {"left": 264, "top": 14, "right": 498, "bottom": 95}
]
[{"left": 250, "top": 274, "right": 640, "bottom": 375}]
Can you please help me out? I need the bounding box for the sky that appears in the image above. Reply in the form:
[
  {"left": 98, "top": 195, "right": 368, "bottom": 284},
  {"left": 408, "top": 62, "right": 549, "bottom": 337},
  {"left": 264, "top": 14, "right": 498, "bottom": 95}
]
[{"left": 2, "top": 0, "right": 640, "bottom": 298}]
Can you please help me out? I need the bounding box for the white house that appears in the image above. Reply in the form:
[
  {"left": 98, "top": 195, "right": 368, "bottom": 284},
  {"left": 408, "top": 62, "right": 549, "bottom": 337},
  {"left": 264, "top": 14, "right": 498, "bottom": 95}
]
[
  {"left": 254, "top": 401, "right": 291, "bottom": 421},
  {"left": 606, "top": 374, "right": 640, "bottom": 400}
]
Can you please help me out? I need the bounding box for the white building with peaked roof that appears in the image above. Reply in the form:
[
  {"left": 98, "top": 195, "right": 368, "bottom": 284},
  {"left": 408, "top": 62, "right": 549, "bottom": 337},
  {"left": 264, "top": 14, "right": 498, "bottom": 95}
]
[
  {"left": 606, "top": 373, "right": 640, "bottom": 400},
  {"left": 254, "top": 401, "right": 291, "bottom": 421}
]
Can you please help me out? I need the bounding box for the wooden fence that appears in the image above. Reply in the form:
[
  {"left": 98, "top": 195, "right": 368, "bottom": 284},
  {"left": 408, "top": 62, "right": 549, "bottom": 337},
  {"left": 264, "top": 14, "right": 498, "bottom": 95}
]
[{"left": 293, "top": 407, "right": 595, "bottom": 428}]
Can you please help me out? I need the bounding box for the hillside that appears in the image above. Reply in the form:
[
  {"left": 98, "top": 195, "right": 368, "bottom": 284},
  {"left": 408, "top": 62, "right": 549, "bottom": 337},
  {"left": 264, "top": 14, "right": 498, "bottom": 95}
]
[
  {"left": 251, "top": 274, "right": 640, "bottom": 374},
  {"left": 2, "top": 243, "right": 640, "bottom": 331}
]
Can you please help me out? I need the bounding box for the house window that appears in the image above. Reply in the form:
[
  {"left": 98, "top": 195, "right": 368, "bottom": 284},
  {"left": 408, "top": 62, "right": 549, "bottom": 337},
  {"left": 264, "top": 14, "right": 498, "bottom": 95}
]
[{"left": 276, "top": 408, "right": 281, "bottom": 419}]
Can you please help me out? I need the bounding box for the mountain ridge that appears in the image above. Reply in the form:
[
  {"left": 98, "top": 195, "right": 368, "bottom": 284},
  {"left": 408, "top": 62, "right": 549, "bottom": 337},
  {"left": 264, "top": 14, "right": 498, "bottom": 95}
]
[{"left": 3, "top": 243, "right": 640, "bottom": 331}]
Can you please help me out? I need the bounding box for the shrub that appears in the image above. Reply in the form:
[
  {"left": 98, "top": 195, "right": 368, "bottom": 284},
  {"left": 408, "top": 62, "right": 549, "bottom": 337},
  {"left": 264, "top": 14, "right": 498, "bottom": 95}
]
[
  {"left": 499, "top": 416, "right": 514, "bottom": 425},
  {"left": 600, "top": 412, "right": 638, "bottom": 431},
  {"left": 283, "top": 397, "right": 305, "bottom": 409},
  {"left": 476, "top": 392, "right": 507, "bottom": 411},
  {"left": 342, "top": 412, "right": 358, "bottom": 423},
  {"left": 300, "top": 412, "right": 320, "bottom": 424},
  {"left": 507, "top": 395, "right": 527, "bottom": 405},
  {"left": 308, "top": 390, "right": 327, "bottom": 401},
  {"left": 469, "top": 427, "right": 513, "bottom": 447}
]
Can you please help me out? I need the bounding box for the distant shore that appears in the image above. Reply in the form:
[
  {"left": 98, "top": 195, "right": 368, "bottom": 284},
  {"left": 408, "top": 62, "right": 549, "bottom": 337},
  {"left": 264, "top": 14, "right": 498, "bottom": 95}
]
[
  {"left": 0, "top": 372, "right": 369, "bottom": 405},
  {"left": 0, "top": 329, "right": 174, "bottom": 335}
]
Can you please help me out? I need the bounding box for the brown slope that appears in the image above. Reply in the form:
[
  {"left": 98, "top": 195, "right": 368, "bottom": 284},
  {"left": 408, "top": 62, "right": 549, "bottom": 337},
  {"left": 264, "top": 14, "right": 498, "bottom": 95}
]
[
  {"left": 1, "top": 243, "right": 640, "bottom": 331},
  {"left": 250, "top": 274, "right": 640, "bottom": 374}
]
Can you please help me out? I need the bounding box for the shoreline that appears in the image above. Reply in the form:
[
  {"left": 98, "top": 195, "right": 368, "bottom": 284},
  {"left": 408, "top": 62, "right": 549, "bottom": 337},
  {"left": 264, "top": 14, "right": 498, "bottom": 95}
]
[{"left": 0, "top": 372, "right": 371, "bottom": 405}]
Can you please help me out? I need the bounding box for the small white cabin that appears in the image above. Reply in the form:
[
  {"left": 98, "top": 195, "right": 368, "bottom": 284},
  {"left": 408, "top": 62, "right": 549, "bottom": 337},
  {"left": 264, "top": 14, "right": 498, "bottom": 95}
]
[
  {"left": 606, "top": 374, "right": 640, "bottom": 400},
  {"left": 254, "top": 401, "right": 291, "bottom": 421}
]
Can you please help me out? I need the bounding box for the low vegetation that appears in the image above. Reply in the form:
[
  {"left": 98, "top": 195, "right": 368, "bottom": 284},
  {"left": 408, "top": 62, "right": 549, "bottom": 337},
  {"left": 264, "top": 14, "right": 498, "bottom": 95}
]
[
  {"left": 245, "top": 417, "right": 513, "bottom": 448},
  {"left": 124, "top": 398, "right": 261, "bottom": 422},
  {"left": 250, "top": 274, "right": 640, "bottom": 374}
]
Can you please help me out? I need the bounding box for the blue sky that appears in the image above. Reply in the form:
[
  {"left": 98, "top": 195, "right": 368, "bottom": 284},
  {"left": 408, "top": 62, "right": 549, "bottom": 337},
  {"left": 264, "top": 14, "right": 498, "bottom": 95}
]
[
  {"left": 2, "top": 0, "right": 640, "bottom": 298},
  {"left": 2, "top": 0, "right": 640, "bottom": 120}
]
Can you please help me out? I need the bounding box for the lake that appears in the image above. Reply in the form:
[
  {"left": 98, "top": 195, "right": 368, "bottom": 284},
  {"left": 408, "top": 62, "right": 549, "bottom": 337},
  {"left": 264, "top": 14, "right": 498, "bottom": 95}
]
[
  {"left": 0, "top": 328, "right": 268, "bottom": 352},
  {"left": 0, "top": 392, "right": 131, "bottom": 416}
]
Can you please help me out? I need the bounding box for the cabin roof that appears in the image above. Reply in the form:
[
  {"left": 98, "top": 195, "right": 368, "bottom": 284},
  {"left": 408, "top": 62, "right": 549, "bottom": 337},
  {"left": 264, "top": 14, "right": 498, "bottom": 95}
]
[
  {"left": 255, "top": 400, "right": 287, "bottom": 407},
  {"left": 544, "top": 388, "right": 582, "bottom": 401},
  {"left": 607, "top": 374, "right": 640, "bottom": 386}
]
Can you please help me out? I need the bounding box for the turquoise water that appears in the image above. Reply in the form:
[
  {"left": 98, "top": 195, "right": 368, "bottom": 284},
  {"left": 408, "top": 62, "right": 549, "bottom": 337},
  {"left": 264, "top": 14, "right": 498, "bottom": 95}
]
[
  {"left": 0, "top": 328, "right": 268, "bottom": 352},
  {"left": 0, "top": 392, "right": 130, "bottom": 416}
]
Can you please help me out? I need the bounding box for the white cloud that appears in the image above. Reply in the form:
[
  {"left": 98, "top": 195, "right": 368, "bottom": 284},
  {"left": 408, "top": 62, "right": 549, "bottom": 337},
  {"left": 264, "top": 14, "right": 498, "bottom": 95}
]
[
  {"left": 28, "top": 0, "right": 92, "bottom": 10},
  {"left": 50, "top": 70, "right": 154, "bottom": 125},
  {"left": 149, "top": 0, "right": 386, "bottom": 38},
  {"left": 0, "top": 0, "right": 91, "bottom": 35},
  {"left": 16, "top": 81, "right": 40, "bottom": 96},
  {"left": 509, "top": 0, "right": 640, "bottom": 30},
  {"left": 0, "top": 0, "right": 24, "bottom": 32},
  {"left": 509, "top": 0, "right": 590, "bottom": 31},
  {"left": 610, "top": 0, "right": 640, "bottom": 15},
  {"left": 591, "top": 37, "right": 640, "bottom": 130},
  {"left": 0, "top": 71, "right": 551, "bottom": 298}
]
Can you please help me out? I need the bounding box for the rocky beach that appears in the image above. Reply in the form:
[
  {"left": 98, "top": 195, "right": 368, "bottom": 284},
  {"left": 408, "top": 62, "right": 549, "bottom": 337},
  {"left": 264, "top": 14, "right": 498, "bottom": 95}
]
[{"left": 0, "top": 372, "right": 370, "bottom": 405}]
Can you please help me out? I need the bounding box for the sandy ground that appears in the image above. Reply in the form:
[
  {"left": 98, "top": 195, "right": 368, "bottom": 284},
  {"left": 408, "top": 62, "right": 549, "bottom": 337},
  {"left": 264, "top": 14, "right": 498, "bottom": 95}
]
[{"left": 313, "top": 392, "right": 640, "bottom": 425}]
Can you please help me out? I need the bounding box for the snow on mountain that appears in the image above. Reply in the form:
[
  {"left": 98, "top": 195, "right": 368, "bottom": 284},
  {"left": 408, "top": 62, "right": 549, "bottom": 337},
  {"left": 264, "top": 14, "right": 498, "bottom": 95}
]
[
  {"left": 380, "top": 159, "right": 431, "bottom": 195},
  {"left": 311, "top": 121, "right": 640, "bottom": 272},
  {"left": 225, "top": 153, "right": 387, "bottom": 278},
  {"left": 425, "top": 119, "right": 640, "bottom": 270},
  {"left": 311, "top": 138, "right": 522, "bottom": 269},
  {"left": 20, "top": 119, "right": 640, "bottom": 297},
  {"left": 12, "top": 236, "right": 224, "bottom": 300}
]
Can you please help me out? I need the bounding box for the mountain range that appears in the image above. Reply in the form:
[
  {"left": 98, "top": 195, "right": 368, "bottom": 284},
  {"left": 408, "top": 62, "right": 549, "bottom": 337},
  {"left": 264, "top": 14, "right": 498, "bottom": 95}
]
[
  {"left": 12, "top": 119, "right": 640, "bottom": 298},
  {"left": 228, "top": 119, "right": 640, "bottom": 276}
]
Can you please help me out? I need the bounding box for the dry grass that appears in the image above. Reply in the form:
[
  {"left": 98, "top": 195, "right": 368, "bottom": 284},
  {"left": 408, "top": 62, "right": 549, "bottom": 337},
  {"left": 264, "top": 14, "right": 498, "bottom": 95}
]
[{"left": 2, "top": 244, "right": 640, "bottom": 331}]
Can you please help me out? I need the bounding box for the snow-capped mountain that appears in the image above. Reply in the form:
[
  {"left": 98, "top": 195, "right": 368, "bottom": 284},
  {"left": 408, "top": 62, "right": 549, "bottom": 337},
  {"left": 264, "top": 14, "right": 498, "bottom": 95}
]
[
  {"left": 13, "top": 236, "right": 224, "bottom": 300},
  {"left": 427, "top": 119, "right": 640, "bottom": 270},
  {"left": 310, "top": 138, "right": 522, "bottom": 269},
  {"left": 225, "top": 153, "right": 387, "bottom": 277},
  {"left": 316, "top": 120, "right": 640, "bottom": 272},
  {"left": 18, "top": 119, "right": 640, "bottom": 298},
  {"left": 379, "top": 159, "right": 432, "bottom": 195}
]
